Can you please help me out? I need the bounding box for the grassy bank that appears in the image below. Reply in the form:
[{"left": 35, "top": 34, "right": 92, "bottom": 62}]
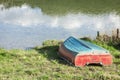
[{"left": 0, "top": 40, "right": 120, "bottom": 80}]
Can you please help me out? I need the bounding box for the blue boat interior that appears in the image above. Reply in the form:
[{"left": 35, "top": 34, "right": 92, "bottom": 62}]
[{"left": 63, "top": 36, "right": 109, "bottom": 55}]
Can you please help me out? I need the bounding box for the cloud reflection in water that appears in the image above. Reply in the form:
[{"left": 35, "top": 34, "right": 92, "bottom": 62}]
[
  {"left": 0, "top": 4, "right": 120, "bottom": 49},
  {"left": 0, "top": 4, "right": 120, "bottom": 30}
]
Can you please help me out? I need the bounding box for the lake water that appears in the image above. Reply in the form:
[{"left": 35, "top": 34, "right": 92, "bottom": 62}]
[{"left": 0, "top": 0, "right": 120, "bottom": 49}]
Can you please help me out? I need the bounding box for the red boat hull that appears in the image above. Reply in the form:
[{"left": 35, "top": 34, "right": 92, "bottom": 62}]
[{"left": 58, "top": 44, "right": 112, "bottom": 66}]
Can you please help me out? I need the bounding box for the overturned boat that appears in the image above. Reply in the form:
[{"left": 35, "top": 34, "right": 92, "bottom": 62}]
[{"left": 58, "top": 37, "right": 112, "bottom": 66}]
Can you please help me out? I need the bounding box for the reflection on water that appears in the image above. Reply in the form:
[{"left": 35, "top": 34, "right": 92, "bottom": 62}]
[
  {"left": 0, "top": 4, "right": 120, "bottom": 49},
  {"left": 1, "top": 0, "right": 120, "bottom": 15}
]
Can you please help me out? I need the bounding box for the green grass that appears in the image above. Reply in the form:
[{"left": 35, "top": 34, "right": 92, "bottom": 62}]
[{"left": 0, "top": 40, "right": 120, "bottom": 80}]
